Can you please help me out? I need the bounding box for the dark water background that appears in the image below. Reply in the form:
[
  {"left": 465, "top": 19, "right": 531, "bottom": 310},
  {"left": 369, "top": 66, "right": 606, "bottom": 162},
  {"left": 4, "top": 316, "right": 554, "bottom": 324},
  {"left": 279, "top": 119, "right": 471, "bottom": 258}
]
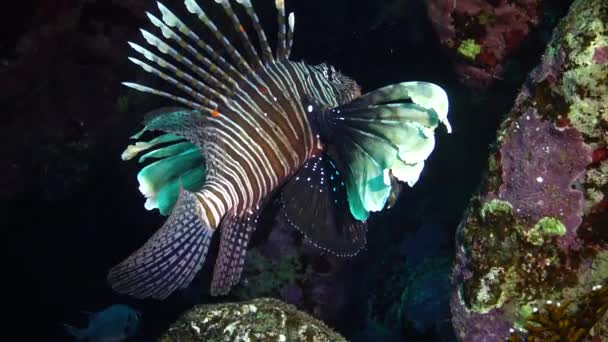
[{"left": 2, "top": 0, "right": 573, "bottom": 340}]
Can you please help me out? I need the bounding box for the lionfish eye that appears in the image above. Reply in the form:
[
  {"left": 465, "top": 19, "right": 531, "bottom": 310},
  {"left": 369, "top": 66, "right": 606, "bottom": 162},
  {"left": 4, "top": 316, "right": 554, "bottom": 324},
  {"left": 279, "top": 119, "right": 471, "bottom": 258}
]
[{"left": 303, "top": 95, "right": 317, "bottom": 114}]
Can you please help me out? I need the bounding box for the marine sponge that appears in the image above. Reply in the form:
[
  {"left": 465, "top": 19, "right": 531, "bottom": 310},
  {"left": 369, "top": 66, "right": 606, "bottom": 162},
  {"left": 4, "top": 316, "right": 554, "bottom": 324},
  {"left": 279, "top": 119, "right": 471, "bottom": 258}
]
[{"left": 498, "top": 109, "right": 591, "bottom": 250}]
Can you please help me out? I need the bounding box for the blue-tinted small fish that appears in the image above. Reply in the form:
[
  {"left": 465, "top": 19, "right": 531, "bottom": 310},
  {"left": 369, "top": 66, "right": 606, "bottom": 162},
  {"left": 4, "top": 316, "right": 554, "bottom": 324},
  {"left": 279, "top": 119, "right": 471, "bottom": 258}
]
[
  {"left": 107, "top": 0, "right": 451, "bottom": 300},
  {"left": 63, "top": 304, "right": 140, "bottom": 342}
]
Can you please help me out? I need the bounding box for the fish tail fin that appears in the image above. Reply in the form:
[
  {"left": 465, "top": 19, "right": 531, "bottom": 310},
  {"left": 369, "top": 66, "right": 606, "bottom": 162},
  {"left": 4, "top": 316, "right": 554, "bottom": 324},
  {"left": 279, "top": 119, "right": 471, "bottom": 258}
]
[
  {"left": 107, "top": 187, "right": 216, "bottom": 300},
  {"left": 321, "top": 81, "right": 451, "bottom": 221},
  {"left": 63, "top": 324, "right": 85, "bottom": 341}
]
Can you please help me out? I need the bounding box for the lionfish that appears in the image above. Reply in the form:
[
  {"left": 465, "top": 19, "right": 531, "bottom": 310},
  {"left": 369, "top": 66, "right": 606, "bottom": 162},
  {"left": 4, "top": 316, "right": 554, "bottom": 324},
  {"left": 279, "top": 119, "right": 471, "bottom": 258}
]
[{"left": 108, "top": 0, "right": 451, "bottom": 299}]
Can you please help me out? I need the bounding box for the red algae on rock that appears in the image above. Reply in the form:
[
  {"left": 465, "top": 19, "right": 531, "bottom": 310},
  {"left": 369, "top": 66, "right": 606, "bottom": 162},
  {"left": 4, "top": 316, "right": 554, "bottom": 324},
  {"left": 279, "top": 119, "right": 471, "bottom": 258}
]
[
  {"left": 592, "top": 46, "right": 608, "bottom": 64},
  {"left": 451, "top": 0, "right": 608, "bottom": 340},
  {"left": 425, "top": 0, "right": 542, "bottom": 88},
  {"left": 498, "top": 109, "right": 590, "bottom": 250}
]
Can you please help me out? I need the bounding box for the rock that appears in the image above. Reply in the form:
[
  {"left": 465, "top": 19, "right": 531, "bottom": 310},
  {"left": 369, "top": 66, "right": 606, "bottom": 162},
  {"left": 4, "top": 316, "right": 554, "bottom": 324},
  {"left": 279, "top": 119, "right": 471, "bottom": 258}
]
[
  {"left": 159, "top": 298, "right": 347, "bottom": 342},
  {"left": 425, "top": 0, "right": 544, "bottom": 89},
  {"left": 356, "top": 222, "right": 456, "bottom": 341},
  {"left": 450, "top": 0, "right": 608, "bottom": 340},
  {"left": 232, "top": 213, "right": 356, "bottom": 325}
]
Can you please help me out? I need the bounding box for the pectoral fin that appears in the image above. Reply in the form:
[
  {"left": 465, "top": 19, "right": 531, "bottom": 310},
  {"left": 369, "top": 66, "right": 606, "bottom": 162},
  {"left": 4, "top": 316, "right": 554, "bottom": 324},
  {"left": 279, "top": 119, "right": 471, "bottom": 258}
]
[
  {"left": 280, "top": 154, "right": 367, "bottom": 256},
  {"left": 107, "top": 187, "right": 215, "bottom": 300}
]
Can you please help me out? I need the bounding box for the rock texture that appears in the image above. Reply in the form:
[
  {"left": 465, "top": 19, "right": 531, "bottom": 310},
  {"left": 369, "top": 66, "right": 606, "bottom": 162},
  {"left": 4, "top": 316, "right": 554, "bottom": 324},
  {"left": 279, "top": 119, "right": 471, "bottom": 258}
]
[
  {"left": 450, "top": 0, "right": 608, "bottom": 340},
  {"left": 425, "top": 0, "right": 542, "bottom": 88},
  {"left": 160, "top": 298, "right": 347, "bottom": 342}
]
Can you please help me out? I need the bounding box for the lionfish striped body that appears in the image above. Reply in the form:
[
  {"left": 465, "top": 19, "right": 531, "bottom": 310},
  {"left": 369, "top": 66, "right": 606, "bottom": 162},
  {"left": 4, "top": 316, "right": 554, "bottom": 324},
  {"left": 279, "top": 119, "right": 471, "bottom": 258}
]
[
  {"left": 108, "top": 0, "right": 451, "bottom": 299},
  {"left": 187, "top": 59, "right": 359, "bottom": 228}
]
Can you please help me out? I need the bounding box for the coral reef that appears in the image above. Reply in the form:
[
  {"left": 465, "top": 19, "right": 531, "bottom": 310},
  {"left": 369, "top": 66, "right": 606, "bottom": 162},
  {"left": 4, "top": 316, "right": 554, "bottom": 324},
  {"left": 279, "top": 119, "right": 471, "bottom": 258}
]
[
  {"left": 451, "top": 0, "right": 608, "bottom": 340},
  {"left": 159, "top": 298, "right": 347, "bottom": 342},
  {"left": 498, "top": 110, "right": 590, "bottom": 250},
  {"left": 358, "top": 222, "right": 455, "bottom": 341},
  {"left": 514, "top": 284, "right": 608, "bottom": 341},
  {"left": 398, "top": 257, "right": 453, "bottom": 335},
  {"left": 425, "top": 0, "right": 542, "bottom": 88},
  {"left": 233, "top": 249, "right": 303, "bottom": 300},
  {"left": 232, "top": 213, "right": 356, "bottom": 324}
]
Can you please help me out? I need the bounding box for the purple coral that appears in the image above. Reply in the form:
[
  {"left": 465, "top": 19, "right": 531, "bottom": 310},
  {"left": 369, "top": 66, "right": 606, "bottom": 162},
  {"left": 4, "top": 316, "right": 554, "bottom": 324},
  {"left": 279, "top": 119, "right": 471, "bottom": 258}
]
[
  {"left": 451, "top": 0, "right": 607, "bottom": 340},
  {"left": 498, "top": 109, "right": 591, "bottom": 249},
  {"left": 450, "top": 291, "right": 513, "bottom": 342},
  {"left": 531, "top": 47, "right": 566, "bottom": 84},
  {"left": 426, "top": 0, "right": 542, "bottom": 88},
  {"left": 425, "top": 0, "right": 541, "bottom": 88},
  {"left": 592, "top": 46, "right": 608, "bottom": 64}
]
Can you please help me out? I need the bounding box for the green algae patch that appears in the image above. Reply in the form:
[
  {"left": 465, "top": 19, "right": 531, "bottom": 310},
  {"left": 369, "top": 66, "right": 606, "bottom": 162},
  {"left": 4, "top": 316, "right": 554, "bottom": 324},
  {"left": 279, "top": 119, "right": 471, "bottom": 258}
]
[
  {"left": 234, "top": 250, "right": 302, "bottom": 300},
  {"left": 458, "top": 39, "right": 482, "bottom": 60},
  {"left": 480, "top": 199, "right": 513, "bottom": 222},
  {"left": 461, "top": 198, "right": 521, "bottom": 312},
  {"left": 514, "top": 304, "right": 535, "bottom": 330},
  {"left": 526, "top": 217, "right": 567, "bottom": 246},
  {"left": 460, "top": 198, "right": 576, "bottom": 315},
  {"left": 469, "top": 266, "right": 509, "bottom": 313},
  {"left": 535, "top": 217, "right": 566, "bottom": 236}
]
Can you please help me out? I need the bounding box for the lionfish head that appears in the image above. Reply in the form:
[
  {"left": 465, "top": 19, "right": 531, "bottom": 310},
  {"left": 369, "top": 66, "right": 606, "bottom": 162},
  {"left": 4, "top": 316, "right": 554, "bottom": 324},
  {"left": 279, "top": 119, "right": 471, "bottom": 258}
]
[{"left": 308, "top": 63, "right": 362, "bottom": 107}]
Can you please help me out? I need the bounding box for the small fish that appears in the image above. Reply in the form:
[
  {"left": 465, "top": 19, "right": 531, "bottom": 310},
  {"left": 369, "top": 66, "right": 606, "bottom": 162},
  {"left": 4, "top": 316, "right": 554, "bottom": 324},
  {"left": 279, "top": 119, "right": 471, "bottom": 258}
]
[
  {"left": 63, "top": 304, "right": 140, "bottom": 342},
  {"left": 108, "top": 0, "right": 451, "bottom": 300}
]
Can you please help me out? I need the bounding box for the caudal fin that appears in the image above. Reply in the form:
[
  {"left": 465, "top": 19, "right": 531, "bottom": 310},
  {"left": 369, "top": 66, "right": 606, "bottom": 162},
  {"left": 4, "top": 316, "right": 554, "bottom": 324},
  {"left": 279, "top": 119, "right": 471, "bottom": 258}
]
[
  {"left": 108, "top": 188, "right": 215, "bottom": 300},
  {"left": 322, "top": 81, "right": 451, "bottom": 221}
]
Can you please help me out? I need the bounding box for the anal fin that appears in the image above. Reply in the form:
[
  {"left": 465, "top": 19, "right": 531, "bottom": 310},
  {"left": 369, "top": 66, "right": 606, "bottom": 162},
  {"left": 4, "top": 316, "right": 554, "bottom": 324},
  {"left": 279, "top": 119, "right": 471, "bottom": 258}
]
[{"left": 210, "top": 208, "right": 261, "bottom": 296}]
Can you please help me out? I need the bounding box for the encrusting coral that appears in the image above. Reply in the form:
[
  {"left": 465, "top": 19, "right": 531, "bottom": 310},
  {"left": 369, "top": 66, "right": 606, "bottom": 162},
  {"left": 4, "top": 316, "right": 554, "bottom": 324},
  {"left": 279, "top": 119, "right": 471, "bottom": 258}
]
[{"left": 450, "top": 0, "right": 608, "bottom": 340}]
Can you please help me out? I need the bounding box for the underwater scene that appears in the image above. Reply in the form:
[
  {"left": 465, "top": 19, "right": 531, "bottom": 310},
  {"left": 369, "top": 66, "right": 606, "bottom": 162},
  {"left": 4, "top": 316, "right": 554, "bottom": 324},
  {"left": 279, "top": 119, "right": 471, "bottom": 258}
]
[{"left": 3, "top": 0, "right": 607, "bottom": 341}]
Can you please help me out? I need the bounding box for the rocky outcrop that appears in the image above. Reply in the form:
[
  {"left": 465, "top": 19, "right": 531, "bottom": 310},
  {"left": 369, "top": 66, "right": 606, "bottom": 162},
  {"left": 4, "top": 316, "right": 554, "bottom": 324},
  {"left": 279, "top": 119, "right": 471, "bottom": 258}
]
[{"left": 450, "top": 0, "right": 608, "bottom": 340}]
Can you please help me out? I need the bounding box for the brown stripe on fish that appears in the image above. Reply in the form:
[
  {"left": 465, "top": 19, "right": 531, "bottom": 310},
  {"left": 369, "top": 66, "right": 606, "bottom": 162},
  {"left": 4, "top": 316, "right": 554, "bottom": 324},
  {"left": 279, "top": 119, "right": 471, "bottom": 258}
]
[
  {"left": 226, "top": 76, "right": 302, "bottom": 171},
  {"left": 184, "top": 0, "right": 254, "bottom": 75},
  {"left": 138, "top": 26, "right": 233, "bottom": 95},
  {"left": 209, "top": 103, "right": 288, "bottom": 188},
  {"left": 275, "top": 0, "right": 288, "bottom": 59},
  {"left": 205, "top": 113, "right": 276, "bottom": 192},
  {"left": 203, "top": 126, "right": 266, "bottom": 201},
  {"left": 267, "top": 62, "right": 316, "bottom": 152},
  {"left": 157, "top": 2, "right": 244, "bottom": 87},
  {"left": 257, "top": 62, "right": 313, "bottom": 158}
]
